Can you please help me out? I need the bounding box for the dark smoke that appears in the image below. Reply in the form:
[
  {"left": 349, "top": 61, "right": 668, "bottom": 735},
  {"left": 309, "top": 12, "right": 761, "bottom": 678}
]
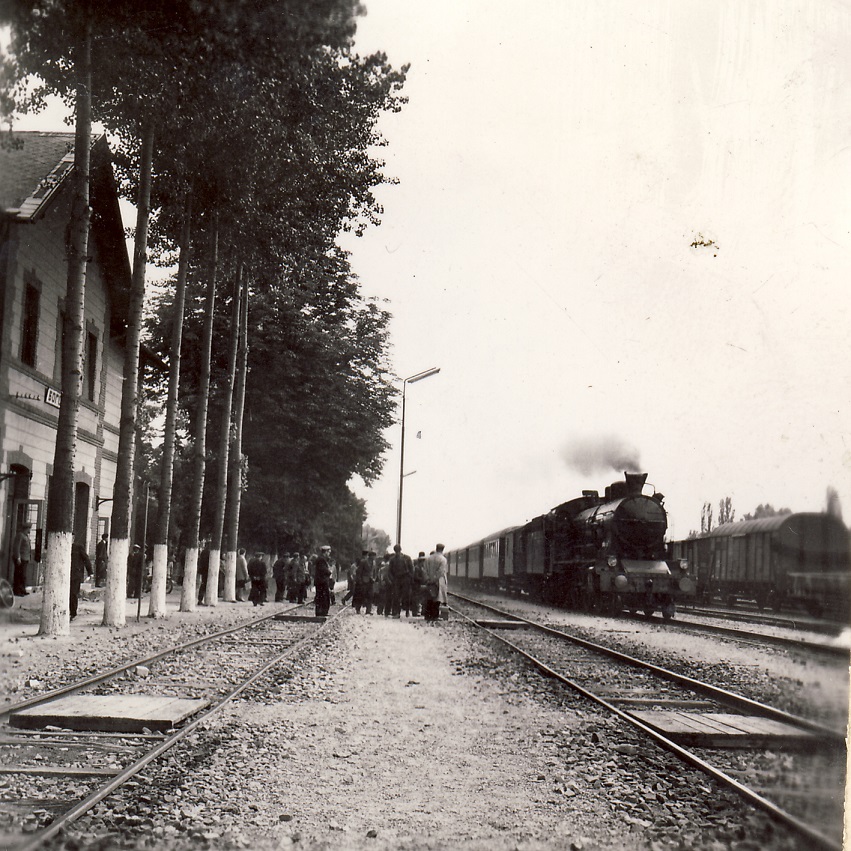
[{"left": 562, "top": 435, "right": 642, "bottom": 477}]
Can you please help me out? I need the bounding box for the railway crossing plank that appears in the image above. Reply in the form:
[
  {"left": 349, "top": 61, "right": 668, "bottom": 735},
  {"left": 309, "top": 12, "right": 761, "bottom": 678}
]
[
  {"left": 629, "top": 710, "right": 819, "bottom": 748},
  {"left": 9, "top": 694, "right": 209, "bottom": 734},
  {"left": 474, "top": 620, "right": 525, "bottom": 629}
]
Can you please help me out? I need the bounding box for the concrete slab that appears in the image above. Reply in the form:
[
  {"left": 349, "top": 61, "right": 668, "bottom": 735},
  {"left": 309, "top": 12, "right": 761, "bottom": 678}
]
[{"left": 9, "top": 694, "right": 209, "bottom": 733}]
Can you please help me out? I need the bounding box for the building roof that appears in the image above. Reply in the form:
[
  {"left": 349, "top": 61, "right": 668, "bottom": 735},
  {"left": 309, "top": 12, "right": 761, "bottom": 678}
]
[
  {"left": 0, "top": 131, "right": 81, "bottom": 221},
  {"left": 1, "top": 130, "right": 134, "bottom": 336}
]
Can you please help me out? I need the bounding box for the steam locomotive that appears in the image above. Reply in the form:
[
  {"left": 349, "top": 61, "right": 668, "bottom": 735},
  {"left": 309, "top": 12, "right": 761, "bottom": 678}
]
[
  {"left": 449, "top": 472, "right": 695, "bottom": 619},
  {"left": 670, "top": 513, "right": 850, "bottom": 620}
]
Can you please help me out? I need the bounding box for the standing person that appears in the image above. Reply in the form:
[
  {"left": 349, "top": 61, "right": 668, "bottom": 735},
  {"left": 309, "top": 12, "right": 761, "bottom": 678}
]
[
  {"left": 353, "top": 550, "right": 373, "bottom": 614},
  {"left": 341, "top": 560, "right": 356, "bottom": 606},
  {"left": 70, "top": 542, "right": 92, "bottom": 620},
  {"left": 423, "top": 544, "right": 449, "bottom": 621},
  {"left": 375, "top": 557, "right": 390, "bottom": 616},
  {"left": 272, "top": 552, "right": 290, "bottom": 603},
  {"left": 235, "top": 548, "right": 249, "bottom": 602},
  {"left": 290, "top": 553, "right": 308, "bottom": 603},
  {"left": 411, "top": 552, "right": 427, "bottom": 617},
  {"left": 319, "top": 546, "right": 335, "bottom": 604},
  {"left": 313, "top": 551, "right": 333, "bottom": 616},
  {"left": 197, "top": 540, "right": 211, "bottom": 606},
  {"left": 95, "top": 533, "right": 108, "bottom": 587},
  {"left": 388, "top": 544, "right": 414, "bottom": 618},
  {"left": 11, "top": 522, "right": 31, "bottom": 597},
  {"left": 127, "top": 544, "right": 144, "bottom": 599},
  {"left": 248, "top": 551, "right": 268, "bottom": 606}
]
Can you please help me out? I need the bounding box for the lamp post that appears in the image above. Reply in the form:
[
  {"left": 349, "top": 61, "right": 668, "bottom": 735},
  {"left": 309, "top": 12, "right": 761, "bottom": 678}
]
[{"left": 396, "top": 367, "right": 440, "bottom": 547}]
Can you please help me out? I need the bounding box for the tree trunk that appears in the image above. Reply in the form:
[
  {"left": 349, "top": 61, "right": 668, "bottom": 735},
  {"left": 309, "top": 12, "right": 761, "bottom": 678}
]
[
  {"left": 39, "top": 14, "right": 92, "bottom": 637},
  {"left": 180, "top": 220, "right": 218, "bottom": 612},
  {"left": 103, "top": 117, "right": 154, "bottom": 627},
  {"left": 205, "top": 267, "right": 241, "bottom": 606},
  {"left": 222, "top": 272, "right": 249, "bottom": 602},
  {"left": 149, "top": 191, "right": 192, "bottom": 618}
]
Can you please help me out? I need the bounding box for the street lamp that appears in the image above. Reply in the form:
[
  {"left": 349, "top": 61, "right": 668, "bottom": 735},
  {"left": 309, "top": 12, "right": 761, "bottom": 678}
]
[{"left": 396, "top": 367, "right": 440, "bottom": 547}]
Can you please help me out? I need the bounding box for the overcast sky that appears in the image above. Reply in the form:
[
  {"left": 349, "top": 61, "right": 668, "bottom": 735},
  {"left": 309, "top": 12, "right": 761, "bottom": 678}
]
[
  {"left": 8, "top": 2, "right": 849, "bottom": 555},
  {"left": 341, "top": 0, "right": 850, "bottom": 552}
]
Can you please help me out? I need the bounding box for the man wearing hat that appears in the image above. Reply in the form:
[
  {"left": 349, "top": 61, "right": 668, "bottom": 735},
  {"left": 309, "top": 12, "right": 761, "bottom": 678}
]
[{"left": 12, "top": 522, "right": 32, "bottom": 596}]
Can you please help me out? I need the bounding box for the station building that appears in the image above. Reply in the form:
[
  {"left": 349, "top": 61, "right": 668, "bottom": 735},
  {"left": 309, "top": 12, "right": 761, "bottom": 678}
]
[{"left": 0, "top": 131, "right": 132, "bottom": 588}]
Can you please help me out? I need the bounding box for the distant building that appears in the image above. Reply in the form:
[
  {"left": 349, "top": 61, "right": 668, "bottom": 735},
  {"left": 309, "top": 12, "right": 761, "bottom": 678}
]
[{"left": 0, "top": 131, "right": 132, "bottom": 588}]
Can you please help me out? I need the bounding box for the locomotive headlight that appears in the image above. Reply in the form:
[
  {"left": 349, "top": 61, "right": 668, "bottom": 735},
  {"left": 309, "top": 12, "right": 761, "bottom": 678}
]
[
  {"left": 679, "top": 559, "right": 689, "bottom": 573},
  {"left": 607, "top": 556, "right": 618, "bottom": 569}
]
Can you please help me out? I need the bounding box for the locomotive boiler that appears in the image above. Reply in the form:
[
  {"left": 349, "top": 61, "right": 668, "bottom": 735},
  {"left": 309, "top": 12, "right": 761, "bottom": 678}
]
[{"left": 450, "top": 472, "right": 695, "bottom": 619}]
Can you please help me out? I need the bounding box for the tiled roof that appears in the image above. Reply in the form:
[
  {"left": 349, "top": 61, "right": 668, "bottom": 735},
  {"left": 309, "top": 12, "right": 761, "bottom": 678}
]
[{"left": 0, "top": 131, "right": 81, "bottom": 220}]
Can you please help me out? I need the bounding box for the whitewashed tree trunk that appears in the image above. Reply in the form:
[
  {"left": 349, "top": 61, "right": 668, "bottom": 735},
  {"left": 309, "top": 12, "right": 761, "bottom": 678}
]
[
  {"left": 103, "top": 538, "right": 129, "bottom": 627},
  {"left": 148, "top": 543, "right": 168, "bottom": 617},
  {"left": 180, "top": 547, "right": 199, "bottom": 612},
  {"left": 222, "top": 551, "right": 237, "bottom": 602},
  {"left": 39, "top": 533, "right": 73, "bottom": 636},
  {"left": 205, "top": 548, "right": 220, "bottom": 607}
]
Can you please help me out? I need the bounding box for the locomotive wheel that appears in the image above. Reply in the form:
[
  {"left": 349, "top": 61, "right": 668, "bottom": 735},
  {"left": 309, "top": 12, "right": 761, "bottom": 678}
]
[
  {"left": 643, "top": 607, "right": 654, "bottom": 619},
  {"left": 661, "top": 602, "right": 676, "bottom": 621}
]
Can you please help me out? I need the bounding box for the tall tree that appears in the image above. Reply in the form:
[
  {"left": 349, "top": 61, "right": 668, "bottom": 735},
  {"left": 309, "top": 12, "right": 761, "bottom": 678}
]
[
  {"left": 38, "top": 9, "right": 93, "bottom": 635},
  {"left": 222, "top": 273, "right": 249, "bottom": 601},
  {"left": 103, "top": 117, "right": 154, "bottom": 626},
  {"left": 180, "top": 223, "right": 217, "bottom": 612},
  {"left": 205, "top": 270, "right": 241, "bottom": 606},
  {"left": 148, "top": 192, "right": 192, "bottom": 617},
  {"left": 718, "top": 496, "right": 735, "bottom": 526}
]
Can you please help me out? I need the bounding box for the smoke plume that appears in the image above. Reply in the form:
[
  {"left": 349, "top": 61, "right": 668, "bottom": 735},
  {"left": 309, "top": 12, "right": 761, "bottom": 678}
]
[{"left": 562, "top": 435, "right": 642, "bottom": 477}]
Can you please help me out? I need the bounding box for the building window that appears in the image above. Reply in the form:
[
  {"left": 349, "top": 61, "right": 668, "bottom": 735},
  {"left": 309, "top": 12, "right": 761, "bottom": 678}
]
[
  {"left": 85, "top": 331, "right": 97, "bottom": 401},
  {"left": 20, "top": 283, "right": 40, "bottom": 367}
]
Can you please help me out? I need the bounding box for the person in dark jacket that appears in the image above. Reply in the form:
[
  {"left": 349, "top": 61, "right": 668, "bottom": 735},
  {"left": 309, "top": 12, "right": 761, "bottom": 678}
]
[
  {"left": 197, "top": 541, "right": 211, "bottom": 605},
  {"left": 127, "top": 544, "right": 144, "bottom": 599},
  {"left": 353, "top": 551, "right": 373, "bottom": 614},
  {"left": 387, "top": 544, "right": 414, "bottom": 618},
  {"left": 411, "top": 552, "right": 427, "bottom": 617},
  {"left": 70, "top": 542, "right": 92, "bottom": 620},
  {"left": 272, "top": 553, "right": 290, "bottom": 602},
  {"left": 95, "top": 533, "right": 108, "bottom": 587},
  {"left": 248, "top": 552, "right": 268, "bottom": 606},
  {"left": 313, "top": 553, "right": 333, "bottom": 616}
]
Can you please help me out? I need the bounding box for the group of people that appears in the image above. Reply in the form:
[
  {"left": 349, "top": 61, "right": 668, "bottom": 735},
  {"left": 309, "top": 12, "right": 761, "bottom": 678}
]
[
  {"left": 231, "top": 546, "right": 337, "bottom": 616},
  {"left": 12, "top": 522, "right": 93, "bottom": 619},
  {"left": 346, "top": 544, "right": 448, "bottom": 621},
  {"left": 10, "top": 527, "right": 447, "bottom": 625}
]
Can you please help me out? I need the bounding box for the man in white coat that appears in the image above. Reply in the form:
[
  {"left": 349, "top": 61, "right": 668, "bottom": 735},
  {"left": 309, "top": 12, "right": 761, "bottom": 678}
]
[{"left": 423, "top": 544, "right": 448, "bottom": 621}]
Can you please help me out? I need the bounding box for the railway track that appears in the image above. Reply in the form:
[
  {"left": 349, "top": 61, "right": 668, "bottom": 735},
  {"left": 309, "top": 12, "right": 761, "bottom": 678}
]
[
  {"left": 633, "top": 612, "right": 849, "bottom": 659},
  {"left": 0, "top": 604, "right": 338, "bottom": 850},
  {"left": 680, "top": 604, "right": 847, "bottom": 637},
  {"left": 451, "top": 592, "right": 846, "bottom": 851}
]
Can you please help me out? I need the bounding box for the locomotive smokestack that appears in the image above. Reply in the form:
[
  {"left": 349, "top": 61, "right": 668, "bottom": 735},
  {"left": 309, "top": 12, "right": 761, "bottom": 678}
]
[{"left": 624, "top": 472, "right": 648, "bottom": 495}]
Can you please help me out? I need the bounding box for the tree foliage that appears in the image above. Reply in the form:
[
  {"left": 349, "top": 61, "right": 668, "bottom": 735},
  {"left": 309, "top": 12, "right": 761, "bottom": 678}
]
[{"left": 741, "top": 504, "right": 792, "bottom": 521}]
